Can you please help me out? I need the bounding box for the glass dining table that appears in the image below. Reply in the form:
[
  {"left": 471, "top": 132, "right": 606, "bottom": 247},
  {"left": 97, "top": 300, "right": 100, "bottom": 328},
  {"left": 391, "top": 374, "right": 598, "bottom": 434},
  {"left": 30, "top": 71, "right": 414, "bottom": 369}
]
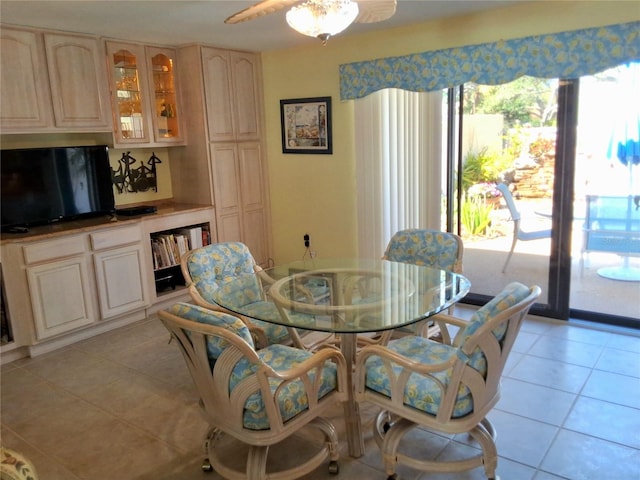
[{"left": 210, "top": 258, "right": 471, "bottom": 458}]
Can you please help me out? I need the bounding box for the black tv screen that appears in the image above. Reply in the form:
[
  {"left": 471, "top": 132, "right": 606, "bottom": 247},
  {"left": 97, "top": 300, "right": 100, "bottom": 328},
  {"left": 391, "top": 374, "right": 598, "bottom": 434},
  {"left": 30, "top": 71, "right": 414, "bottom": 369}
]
[{"left": 1, "top": 145, "right": 115, "bottom": 230}]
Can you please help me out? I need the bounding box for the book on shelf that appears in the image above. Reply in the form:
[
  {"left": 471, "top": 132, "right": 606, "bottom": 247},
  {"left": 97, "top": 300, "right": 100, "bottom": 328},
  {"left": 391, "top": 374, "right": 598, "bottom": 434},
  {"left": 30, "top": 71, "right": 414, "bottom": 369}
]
[
  {"left": 151, "top": 238, "right": 171, "bottom": 269},
  {"left": 202, "top": 225, "right": 211, "bottom": 247},
  {"left": 151, "top": 224, "right": 209, "bottom": 271},
  {"left": 177, "top": 226, "right": 203, "bottom": 250},
  {"left": 175, "top": 234, "right": 189, "bottom": 258}
]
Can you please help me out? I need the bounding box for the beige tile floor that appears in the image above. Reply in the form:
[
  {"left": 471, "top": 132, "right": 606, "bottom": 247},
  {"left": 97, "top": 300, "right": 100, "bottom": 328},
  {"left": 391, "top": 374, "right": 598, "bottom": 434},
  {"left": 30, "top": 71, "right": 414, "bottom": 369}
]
[{"left": 2, "top": 309, "right": 640, "bottom": 480}]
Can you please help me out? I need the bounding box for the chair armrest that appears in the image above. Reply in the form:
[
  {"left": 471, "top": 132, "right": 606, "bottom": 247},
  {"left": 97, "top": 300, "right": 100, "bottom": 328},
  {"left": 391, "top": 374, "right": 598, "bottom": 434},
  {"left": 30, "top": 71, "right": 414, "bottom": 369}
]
[
  {"left": 254, "top": 265, "right": 276, "bottom": 285},
  {"left": 427, "top": 312, "right": 470, "bottom": 345}
]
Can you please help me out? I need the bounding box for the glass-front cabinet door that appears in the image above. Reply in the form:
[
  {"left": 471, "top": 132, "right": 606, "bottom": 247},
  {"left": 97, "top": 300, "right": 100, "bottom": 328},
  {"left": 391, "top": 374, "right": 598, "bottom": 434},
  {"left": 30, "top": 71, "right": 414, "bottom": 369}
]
[
  {"left": 146, "top": 46, "right": 183, "bottom": 144},
  {"left": 107, "top": 41, "right": 150, "bottom": 144}
]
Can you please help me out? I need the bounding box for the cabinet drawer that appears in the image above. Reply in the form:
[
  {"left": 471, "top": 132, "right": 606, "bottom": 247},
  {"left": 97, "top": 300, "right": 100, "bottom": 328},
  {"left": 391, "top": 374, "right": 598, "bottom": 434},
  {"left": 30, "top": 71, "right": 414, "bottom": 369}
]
[
  {"left": 23, "top": 235, "right": 86, "bottom": 264},
  {"left": 90, "top": 225, "right": 142, "bottom": 250}
]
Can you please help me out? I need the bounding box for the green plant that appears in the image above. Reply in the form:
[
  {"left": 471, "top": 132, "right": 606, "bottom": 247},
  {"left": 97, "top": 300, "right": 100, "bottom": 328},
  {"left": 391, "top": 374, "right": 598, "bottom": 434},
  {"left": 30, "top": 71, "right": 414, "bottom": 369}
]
[
  {"left": 461, "top": 194, "right": 493, "bottom": 237},
  {"left": 461, "top": 148, "right": 511, "bottom": 191}
]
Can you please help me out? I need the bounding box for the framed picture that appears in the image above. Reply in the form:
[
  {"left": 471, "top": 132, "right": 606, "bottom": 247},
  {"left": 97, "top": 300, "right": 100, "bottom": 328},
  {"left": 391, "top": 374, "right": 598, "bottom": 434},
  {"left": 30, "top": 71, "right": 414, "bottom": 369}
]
[{"left": 280, "top": 96, "right": 332, "bottom": 154}]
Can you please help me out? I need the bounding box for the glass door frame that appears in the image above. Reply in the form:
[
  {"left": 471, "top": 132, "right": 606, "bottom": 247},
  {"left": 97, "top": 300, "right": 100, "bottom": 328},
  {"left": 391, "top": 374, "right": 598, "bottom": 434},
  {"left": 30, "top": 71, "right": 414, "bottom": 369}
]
[
  {"left": 445, "top": 81, "right": 574, "bottom": 320},
  {"left": 447, "top": 78, "right": 639, "bottom": 329}
]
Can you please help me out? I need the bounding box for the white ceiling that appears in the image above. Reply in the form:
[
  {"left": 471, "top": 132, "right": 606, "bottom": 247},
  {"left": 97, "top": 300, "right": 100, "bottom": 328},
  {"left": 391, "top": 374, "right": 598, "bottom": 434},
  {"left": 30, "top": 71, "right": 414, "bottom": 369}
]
[{"left": 0, "top": 0, "right": 523, "bottom": 52}]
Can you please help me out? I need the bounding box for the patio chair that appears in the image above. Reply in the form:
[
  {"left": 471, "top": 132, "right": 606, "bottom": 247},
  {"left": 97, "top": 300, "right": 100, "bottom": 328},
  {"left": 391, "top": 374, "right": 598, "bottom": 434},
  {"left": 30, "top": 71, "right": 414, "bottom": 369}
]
[
  {"left": 496, "top": 183, "right": 551, "bottom": 273},
  {"left": 355, "top": 282, "right": 540, "bottom": 480},
  {"left": 181, "top": 241, "right": 326, "bottom": 350},
  {"left": 159, "top": 303, "right": 347, "bottom": 479}
]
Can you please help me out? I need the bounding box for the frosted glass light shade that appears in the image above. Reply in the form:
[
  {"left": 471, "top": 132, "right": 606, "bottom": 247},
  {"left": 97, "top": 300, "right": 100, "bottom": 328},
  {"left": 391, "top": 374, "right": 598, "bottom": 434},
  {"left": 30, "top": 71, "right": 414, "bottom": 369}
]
[{"left": 286, "top": 0, "right": 359, "bottom": 44}]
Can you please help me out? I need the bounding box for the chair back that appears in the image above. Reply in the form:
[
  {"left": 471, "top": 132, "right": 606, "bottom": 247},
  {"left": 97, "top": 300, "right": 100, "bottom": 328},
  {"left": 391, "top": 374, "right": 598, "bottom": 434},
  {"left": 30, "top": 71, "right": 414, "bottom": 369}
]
[
  {"left": 496, "top": 183, "right": 522, "bottom": 222},
  {"left": 159, "top": 303, "right": 258, "bottom": 431},
  {"left": 181, "top": 242, "right": 262, "bottom": 307},
  {"left": 383, "top": 228, "right": 464, "bottom": 273},
  {"left": 447, "top": 282, "right": 540, "bottom": 419}
]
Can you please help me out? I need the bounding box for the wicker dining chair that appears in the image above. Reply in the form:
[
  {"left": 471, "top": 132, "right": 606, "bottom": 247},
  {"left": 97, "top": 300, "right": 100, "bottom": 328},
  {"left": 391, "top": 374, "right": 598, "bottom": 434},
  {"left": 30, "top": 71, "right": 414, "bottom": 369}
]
[
  {"left": 355, "top": 282, "right": 541, "bottom": 480},
  {"left": 159, "top": 302, "right": 348, "bottom": 480}
]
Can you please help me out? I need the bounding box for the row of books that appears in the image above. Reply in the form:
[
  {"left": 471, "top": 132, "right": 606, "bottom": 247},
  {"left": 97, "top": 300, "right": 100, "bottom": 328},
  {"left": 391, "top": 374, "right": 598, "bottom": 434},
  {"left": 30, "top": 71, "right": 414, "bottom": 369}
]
[{"left": 151, "top": 225, "right": 211, "bottom": 270}]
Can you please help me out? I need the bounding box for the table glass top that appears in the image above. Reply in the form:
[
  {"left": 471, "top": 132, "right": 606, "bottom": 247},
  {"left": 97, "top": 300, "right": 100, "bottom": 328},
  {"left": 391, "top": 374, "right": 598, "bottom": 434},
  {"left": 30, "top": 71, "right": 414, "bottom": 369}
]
[{"left": 210, "top": 258, "right": 471, "bottom": 334}]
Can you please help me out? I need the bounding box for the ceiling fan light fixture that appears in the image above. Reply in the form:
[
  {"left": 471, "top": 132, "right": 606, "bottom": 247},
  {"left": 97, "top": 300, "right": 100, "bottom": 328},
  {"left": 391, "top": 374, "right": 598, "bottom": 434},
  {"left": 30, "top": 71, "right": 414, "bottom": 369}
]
[{"left": 286, "top": 0, "right": 359, "bottom": 45}]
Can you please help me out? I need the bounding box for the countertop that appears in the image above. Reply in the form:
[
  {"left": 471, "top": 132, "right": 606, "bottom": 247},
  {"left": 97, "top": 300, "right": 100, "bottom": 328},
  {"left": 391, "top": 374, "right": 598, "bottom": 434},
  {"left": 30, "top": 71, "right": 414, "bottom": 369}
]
[{"left": 0, "top": 202, "right": 213, "bottom": 245}]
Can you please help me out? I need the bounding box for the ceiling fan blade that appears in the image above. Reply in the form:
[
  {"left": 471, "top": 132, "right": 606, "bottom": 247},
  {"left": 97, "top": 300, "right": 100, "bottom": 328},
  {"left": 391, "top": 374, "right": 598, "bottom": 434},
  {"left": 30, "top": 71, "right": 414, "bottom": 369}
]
[
  {"left": 355, "top": 0, "right": 397, "bottom": 24},
  {"left": 225, "top": 0, "right": 300, "bottom": 24}
]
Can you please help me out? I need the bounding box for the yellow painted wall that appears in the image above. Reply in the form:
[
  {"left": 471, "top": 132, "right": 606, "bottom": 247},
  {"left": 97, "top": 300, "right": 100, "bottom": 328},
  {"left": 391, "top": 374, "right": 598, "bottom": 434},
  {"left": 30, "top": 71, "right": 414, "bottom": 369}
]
[{"left": 261, "top": 0, "right": 640, "bottom": 263}]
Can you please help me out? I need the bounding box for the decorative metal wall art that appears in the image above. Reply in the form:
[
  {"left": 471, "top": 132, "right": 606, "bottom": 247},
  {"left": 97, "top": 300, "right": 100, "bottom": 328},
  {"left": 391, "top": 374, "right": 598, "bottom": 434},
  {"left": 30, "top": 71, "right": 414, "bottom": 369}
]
[{"left": 111, "top": 152, "right": 161, "bottom": 193}]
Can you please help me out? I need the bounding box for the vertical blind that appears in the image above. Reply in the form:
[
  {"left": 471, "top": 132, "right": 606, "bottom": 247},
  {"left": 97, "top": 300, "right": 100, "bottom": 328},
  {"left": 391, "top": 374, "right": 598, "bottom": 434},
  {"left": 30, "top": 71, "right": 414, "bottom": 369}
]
[{"left": 355, "top": 89, "right": 441, "bottom": 258}]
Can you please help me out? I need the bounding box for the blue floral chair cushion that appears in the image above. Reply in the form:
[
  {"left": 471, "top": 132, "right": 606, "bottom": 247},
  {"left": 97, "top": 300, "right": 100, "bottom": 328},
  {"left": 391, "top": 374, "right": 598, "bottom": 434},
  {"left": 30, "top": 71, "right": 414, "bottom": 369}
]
[
  {"left": 167, "top": 302, "right": 254, "bottom": 357},
  {"left": 364, "top": 336, "right": 474, "bottom": 418},
  {"left": 186, "top": 242, "right": 260, "bottom": 305},
  {"left": 383, "top": 229, "right": 461, "bottom": 271},
  {"left": 232, "top": 344, "right": 339, "bottom": 430},
  {"left": 185, "top": 242, "right": 291, "bottom": 344}
]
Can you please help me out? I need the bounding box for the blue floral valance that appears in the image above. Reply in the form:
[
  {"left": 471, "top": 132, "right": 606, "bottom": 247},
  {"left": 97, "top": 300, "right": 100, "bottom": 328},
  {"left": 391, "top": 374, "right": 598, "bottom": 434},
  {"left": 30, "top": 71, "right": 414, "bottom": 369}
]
[{"left": 340, "top": 21, "right": 640, "bottom": 100}]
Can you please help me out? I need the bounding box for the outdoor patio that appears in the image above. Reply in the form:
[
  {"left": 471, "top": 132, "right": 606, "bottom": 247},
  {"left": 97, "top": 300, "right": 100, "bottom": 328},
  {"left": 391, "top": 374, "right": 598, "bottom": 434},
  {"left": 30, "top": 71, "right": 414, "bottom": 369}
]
[{"left": 461, "top": 198, "right": 640, "bottom": 322}]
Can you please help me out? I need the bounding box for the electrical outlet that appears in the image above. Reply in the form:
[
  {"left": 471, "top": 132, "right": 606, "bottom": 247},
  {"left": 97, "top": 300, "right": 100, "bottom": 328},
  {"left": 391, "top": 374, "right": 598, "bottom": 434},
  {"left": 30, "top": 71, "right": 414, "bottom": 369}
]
[{"left": 304, "top": 233, "right": 310, "bottom": 248}]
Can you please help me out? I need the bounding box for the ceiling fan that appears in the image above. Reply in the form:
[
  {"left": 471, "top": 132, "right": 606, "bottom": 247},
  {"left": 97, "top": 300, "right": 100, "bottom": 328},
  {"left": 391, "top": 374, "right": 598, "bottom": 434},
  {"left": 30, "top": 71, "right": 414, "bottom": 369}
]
[{"left": 225, "top": 0, "right": 398, "bottom": 45}]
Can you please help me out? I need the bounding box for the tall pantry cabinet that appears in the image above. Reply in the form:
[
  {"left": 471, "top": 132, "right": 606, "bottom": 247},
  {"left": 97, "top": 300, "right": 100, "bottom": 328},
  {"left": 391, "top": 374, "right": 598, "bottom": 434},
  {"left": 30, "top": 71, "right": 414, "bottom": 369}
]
[{"left": 174, "top": 46, "right": 272, "bottom": 267}]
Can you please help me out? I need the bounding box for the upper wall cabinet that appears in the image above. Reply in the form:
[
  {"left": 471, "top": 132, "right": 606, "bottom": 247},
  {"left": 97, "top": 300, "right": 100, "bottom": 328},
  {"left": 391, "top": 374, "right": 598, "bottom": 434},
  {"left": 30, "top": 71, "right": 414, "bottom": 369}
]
[
  {"left": 44, "top": 33, "right": 112, "bottom": 129},
  {"left": 146, "top": 46, "right": 184, "bottom": 144},
  {"left": 106, "top": 41, "right": 151, "bottom": 144},
  {"left": 106, "top": 41, "right": 184, "bottom": 146},
  {"left": 0, "top": 26, "right": 111, "bottom": 132},
  {"left": 201, "top": 47, "right": 262, "bottom": 142}
]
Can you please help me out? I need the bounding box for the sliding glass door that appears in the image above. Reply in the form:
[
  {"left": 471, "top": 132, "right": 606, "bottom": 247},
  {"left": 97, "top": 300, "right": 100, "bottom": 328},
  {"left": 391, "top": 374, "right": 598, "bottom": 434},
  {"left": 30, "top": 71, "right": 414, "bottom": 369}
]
[
  {"left": 569, "top": 63, "right": 640, "bottom": 326},
  {"left": 447, "top": 66, "right": 640, "bottom": 326},
  {"left": 446, "top": 77, "right": 560, "bottom": 317}
]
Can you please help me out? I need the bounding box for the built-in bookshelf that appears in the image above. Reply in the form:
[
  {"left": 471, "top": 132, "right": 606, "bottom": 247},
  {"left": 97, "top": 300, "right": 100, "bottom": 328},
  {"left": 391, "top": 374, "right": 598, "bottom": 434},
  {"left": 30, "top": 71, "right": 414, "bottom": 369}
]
[{"left": 150, "top": 222, "right": 211, "bottom": 294}]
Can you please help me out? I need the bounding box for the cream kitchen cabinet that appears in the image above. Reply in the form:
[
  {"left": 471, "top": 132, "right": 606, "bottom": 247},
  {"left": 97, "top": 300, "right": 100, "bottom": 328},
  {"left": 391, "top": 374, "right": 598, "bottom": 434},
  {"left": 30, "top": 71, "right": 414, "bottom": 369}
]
[
  {"left": 91, "top": 225, "right": 150, "bottom": 320},
  {"left": 175, "top": 45, "right": 272, "bottom": 267},
  {"left": 23, "top": 235, "right": 97, "bottom": 340},
  {"left": 0, "top": 27, "right": 53, "bottom": 130},
  {"left": 4, "top": 223, "right": 150, "bottom": 349},
  {"left": 0, "top": 207, "right": 212, "bottom": 360},
  {"left": 0, "top": 25, "right": 111, "bottom": 132},
  {"left": 210, "top": 142, "right": 270, "bottom": 266},
  {"left": 106, "top": 41, "right": 152, "bottom": 144},
  {"left": 106, "top": 41, "right": 185, "bottom": 146},
  {"left": 43, "top": 32, "right": 111, "bottom": 129},
  {"left": 146, "top": 46, "right": 185, "bottom": 144},
  {"left": 201, "top": 47, "right": 262, "bottom": 142}
]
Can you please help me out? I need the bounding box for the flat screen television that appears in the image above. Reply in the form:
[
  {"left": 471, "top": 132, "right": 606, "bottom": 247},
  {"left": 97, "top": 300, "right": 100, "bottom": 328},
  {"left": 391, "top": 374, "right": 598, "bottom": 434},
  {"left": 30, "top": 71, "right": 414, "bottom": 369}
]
[{"left": 1, "top": 145, "right": 115, "bottom": 231}]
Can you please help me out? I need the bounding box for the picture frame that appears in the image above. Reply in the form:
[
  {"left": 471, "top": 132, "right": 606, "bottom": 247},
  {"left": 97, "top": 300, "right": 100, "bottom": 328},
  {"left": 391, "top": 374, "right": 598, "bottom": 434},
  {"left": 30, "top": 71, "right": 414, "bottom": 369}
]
[{"left": 280, "top": 96, "right": 332, "bottom": 154}]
